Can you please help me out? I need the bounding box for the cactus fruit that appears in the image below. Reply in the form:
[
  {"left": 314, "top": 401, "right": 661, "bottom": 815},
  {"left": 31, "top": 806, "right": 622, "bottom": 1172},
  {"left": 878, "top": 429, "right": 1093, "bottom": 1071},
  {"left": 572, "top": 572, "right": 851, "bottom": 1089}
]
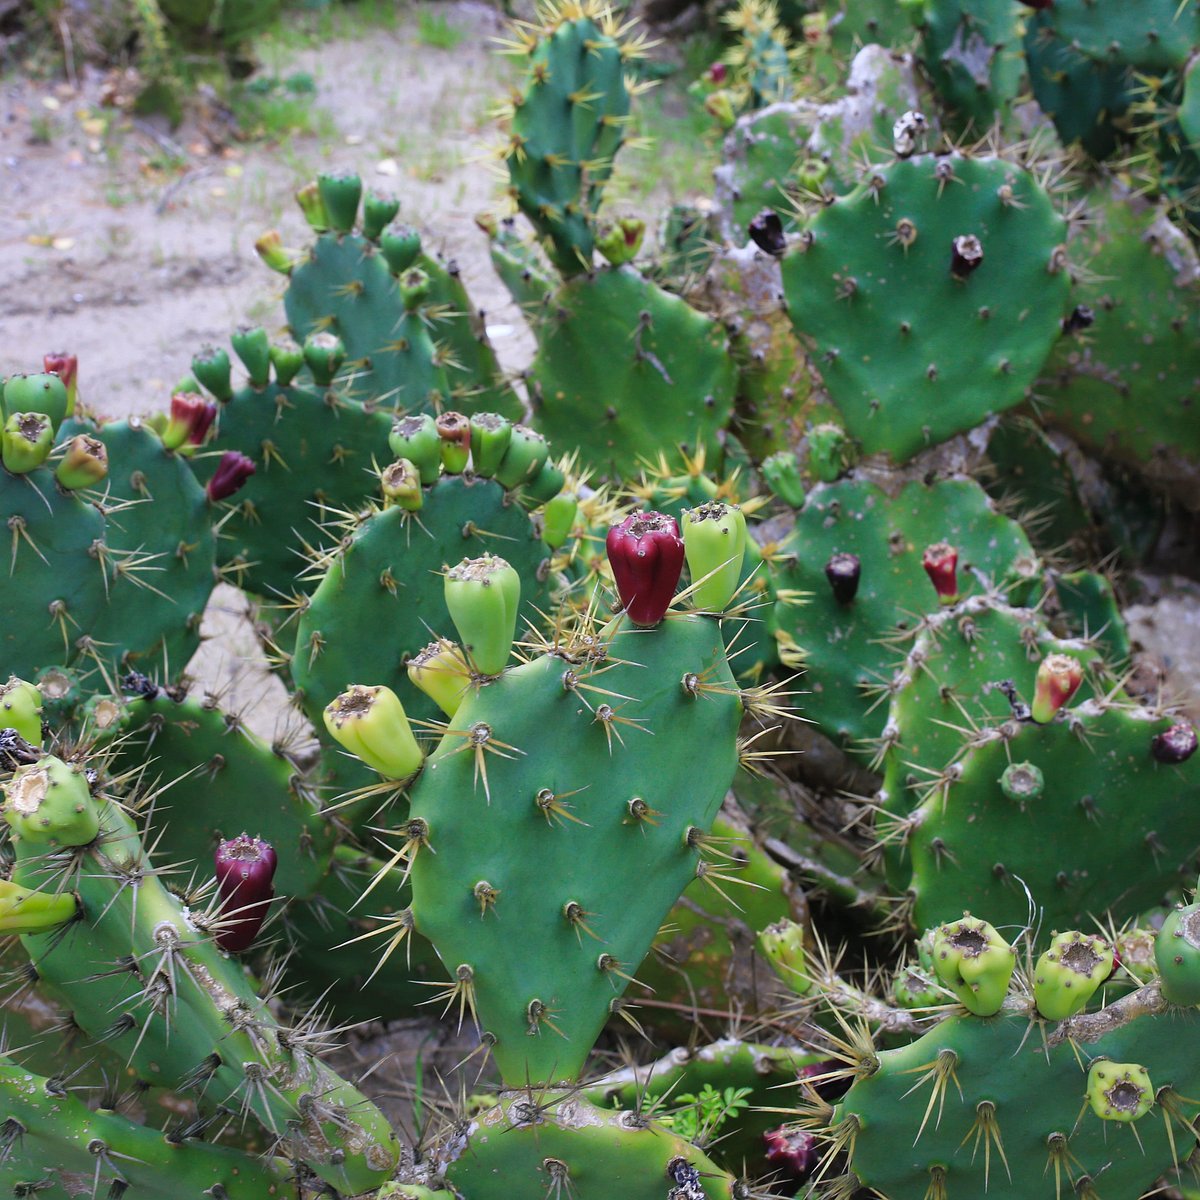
[
  {"left": 213, "top": 832, "right": 277, "bottom": 952},
  {"left": 930, "top": 915, "right": 1015, "bottom": 1015},
  {"left": 1155, "top": 897, "right": 1200, "bottom": 1006},
  {"left": 606, "top": 511, "right": 686, "bottom": 628},
  {"left": 325, "top": 684, "right": 425, "bottom": 781},
  {"left": 1033, "top": 930, "right": 1114, "bottom": 1020}
]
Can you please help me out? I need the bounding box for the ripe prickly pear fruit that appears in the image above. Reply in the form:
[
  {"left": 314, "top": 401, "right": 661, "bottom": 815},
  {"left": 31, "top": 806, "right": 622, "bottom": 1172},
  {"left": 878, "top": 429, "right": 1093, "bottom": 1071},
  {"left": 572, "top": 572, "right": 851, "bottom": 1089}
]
[
  {"left": 3, "top": 756, "right": 99, "bottom": 848},
  {"left": 2, "top": 373, "right": 69, "bottom": 432},
  {"left": 0, "top": 678, "right": 42, "bottom": 746},
  {"left": 54, "top": 433, "right": 108, "bottom": 490},
  {"left": 1152, "top": 723, "right": 1198, "bottom": 764},
  {"left": 606, "top": 511, "right": 685, "bottom": 628},
  {"left": 922, "top": 542, "right": 959, "bottom": 606},
  {"left": 362, "top": 191, "right": 400, "bottom": 241},
  {"left": 408, "top": 638, "right": 472, "bottom": 718},
  {"left": 2, "top": 412, "right": 52, "bottom": 474},
  {"left": 761, "top": 450, "right": 805, "bottom": 507},
  {"left": 763, "top": 1125, "right": 819, "bottom": 1180},
  {"left": 494, "top": 425, "right": 550, "bottom": 491},
  {"left": 380, "top": 222, "right": 422, "bottom": 274},
  {"left": 381, "top": 459, "right": 423, "bottom": 511},
  {"left": 324, "top": 684, "right": 425, "bottom": 781},
  {"left": 436, "top": 411, "right": 471, "bottom": 474},
  {"left": 255, "top": 230, "right": 298, "bottom": 275},
  {"left": 42, "top": 351, "right": 77, "bottom": 414},
  {"left": 469, "top": 412, "right": 513, "bottom": 477},
  {"left": 999, "top": 760, "right": 1044, "bottom": 802},
  {"left": 161, "top": 392, "right": 217, "bottom": 452},
  {"left": 0, "top": 878, "right": 76, "bottom": 934},
  {"left": 1033, "top": 931, "right": 1113, "bottom": 1020},
  {"left": 303, "top": 331, "right": 345, "bottom": 387},
  {"left": 388, "top": 414, "right": 440, "bottom": 484},
  {"left": 230, "top": 324, "right": 272, "bottom": 388},
  {"left": 541, "top": 489, "right": 578, "bottom": 550},
  {"left": 1031, "top": 653, "right": 1084, "bottom": 724},
  {"left": 206, "top": 451, "right": 256, "bottom": 502},
  {"left": 444, "top": 554, "right": 521, "bottom": 676},
  {"left": 682, "top": 501, "right": 747, "bottom": 613},
  {"left": 1155, "top": 899, "right": 1200, "bottom": 1005},
  {"left": 931, "top": 915, "right": 1015, "bottom": 1016},
  {"left": 824, "top": 552, "right": 861, "bottom": 606},
  {"left": 1086, "top": 1061, "right": 1154, "bottom": 1123},
  {"left": 269, "top": 339, "right": 304, "bottom": 386},
  {"left": 191, "top": 345, "right": 233, "bottom": 402},
  {"left": 214, "top": 833, "right": 278, "bottom": 953},
  {"left": 316, "top": 171, "right": 362, "bottom": 235},
  {"left": 759, "top": 918, "right": 810, "bottom": 995}
]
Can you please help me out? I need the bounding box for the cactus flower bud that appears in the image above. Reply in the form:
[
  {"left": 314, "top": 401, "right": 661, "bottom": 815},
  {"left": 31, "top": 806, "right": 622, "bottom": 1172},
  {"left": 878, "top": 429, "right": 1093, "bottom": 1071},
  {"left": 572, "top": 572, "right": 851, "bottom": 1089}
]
[
  {"left": 269, "top": 339, "right": 305, "bottom": 387},
  {"left": 762, "top": 1126, "right": 818, "bottom": 1181},
  {"left": 1086, "top": 1061, "right": 1154, "bottom": 1123},
  {"left": 3, "top": 755, "right": 99, "bottom": 848},
  {"left": 408, "top": 639, "right": 472, "bottom": 718},
  {"left": 2, "top": 413, "right": 53, "bottom": 474},
  {"left": 0, "top": 879, "right": 76, "bottom": 934},
  {"left": 704, "top": 90, "right": 736, "bottom": 129},
  {"left": 380, "top": 223, "right": 422, "bottom": 274},
  {"left": 494, "top": 425, "right": 550, "bottom": 491},
  {"left": 206, "top": 451, "right": 257, "bottom": 503},
  {"left": 213, "top": 833, "right": 278, "bottom": 953},
  {"left": 42, "top": 351, "right": 77, "bottom": 415},
  {"left": 596, "top": 217, "right": 645, "bottom": 266},
  {"left": 362, "top": 191, "right": 400, "bottom": 241},
  {"left": 191, "top": 345, "right": 233, "bottom": 403},
  {"left": 54, "top": 434, "right": 108, "bottom": 490},
  {"left": 1030, "top": 653, "right": 1083, "bottom": 724},
  {"left": 922, "top": 542, "right": 959, "bottom": 606},
  {"left": 389, "top": 413, "right": 441, "bottom": 484},
  {"left": 824, "top": 553, "right": 861, "bottom": 606},
  {"left": 748, "top": 209, "right": 786, "bottom": 257},
  {"left": 302, "top": 331, "right": 345, "bottom": 388},
  {"left": 254, "top": 230, "right": 298, "bottom": 276},
  {"left": 541, "top": 489, "right": 579, "bottom": 550},
  {"left": 324, "top": 684, "right": 425, "bottom": 780},
  {"left": 380, "top": 459, "right": 423, "bottom": 511},
  {"left": 758, "top": 918, "right": 810, "bottom": 995},
  {"left": 162, "top": 392, "right": 218, "bottom": 452},
  {"left": 1152, "top": 722, "right": 1198, "bottom": 764},
  {"left": 316, "top": 170, "right": 362, "bottom": 235},
  {"left": 444, "top": 554, "right": 521, "bottom": 676},
  {"left": 761, "top": 450, "right": 806, "bottom": 507},
  {"left": 606, "top": 511, "right": 685, "bottom": 628},
  {"left": 0, "top": 678, "right": 42, "bottom": 747},
  {"left": 931, "top": 915, "right": 1015, "bottom": 1016},
  {"left": 681, "top": 502, "right": 747, "bottom": 613},
  {"left": 469, "top": 412, "right": 513, "bottom": 478},
  {"left": 230, "top": 325, "right": 272, "bottom": 389},
  {"left": 1033, "top": 931, "right": 1113, "bottom": 1020},
  {"left": 3, "top": 374, "right": 69, "bottom": 433}
]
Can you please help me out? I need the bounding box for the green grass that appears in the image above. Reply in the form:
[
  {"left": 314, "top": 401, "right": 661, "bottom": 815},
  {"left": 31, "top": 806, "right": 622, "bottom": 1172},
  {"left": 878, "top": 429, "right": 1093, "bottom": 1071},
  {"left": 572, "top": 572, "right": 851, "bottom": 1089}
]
[{"left": 416, "top": 7, "right": 465, "bottom": 50}]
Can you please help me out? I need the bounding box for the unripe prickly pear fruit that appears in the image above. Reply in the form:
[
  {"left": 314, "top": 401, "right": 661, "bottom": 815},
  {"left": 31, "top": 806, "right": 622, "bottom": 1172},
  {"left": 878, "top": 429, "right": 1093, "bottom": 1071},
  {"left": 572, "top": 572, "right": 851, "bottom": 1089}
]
[
  {"left": 191, "top": 345, "right": 233, "bottom": 402},
  {"left": 3, "top": 373, "right": 69, "bottom": 432},
  {"left": 214, "top": 833, "right": 278, "bottom": 953},
  {"left": 1086, "top": 1061, "right": 1154, "bottom": 1122},
  {"left": 892, "top": 963, "right": 943, "bottom": 1009},
  {"left": 824, "top": 553, "right": 860, "bottom": 606},
  {"left": 541, "top": 489, "right": 578, "bottom": 550},
  {"left": 54, "top": 433, "right": 108, "bottom": 490},
  {"left": 399, "top": 267, "right": 431, "bottom": 311},
  {"left": 303, "top": 331, "right": 345, "bottom": 388},
  {"left": 1033, "top": 931, "right": 1113, "bottom": 1020},
  {"left": 42, "top": 351, "right": 77, "bottom": 414},
  {"left": 606, "top": 511, "right": 685, "bottom": 628},
  {"left": 759, "top": 918, "right": 810, "bottom": 995},
  {"left": 2, "top": 413, "right": 53, "bottom": 474},
  {"left": 444, "top": 554, "right": 521, "bottom": 676},
  {"left": 269, "top": 339, "right": 304, "bottom": 386},
  {"left": 362, "top": 191, "right": 400, "bottom": 241},
  {"left": 0, "top": 678, "right": 42, "bottom": 746},
  {"left": 407, "top": 639, "right": 472, "bottom": 718},
  {"left": 931, "top": 915, "right": 1015, "bottom": 1016},
  {"left": 0, "top": 879, "right": 76, "bottom": 934},
  {"left": 254, "top": 230, "right": 298, "bottom": 275},
  {"left": 596, "top": 217, "right": 645, "bottom": 266},
  {"left": 807, "top": 423, "right": 856, "bottom": 482},
  {"left": 999, "top": 760, "right": 1044, "bottom": 803},
  {"left": 381, "top": 459, "right": 423, "bottom": 511},
  {"left": 390, "top": 413, "right": 441, "bottom": 484},
  {"left": 380, "top": 223, "right": 422, "bottom": 274},
  {"left": 162, "top": 392, "right": 217, "bottom": 452},
  {"left": 761, "top": 450, "right": 805, "bottom": 507},
  {"left": 469, "top": 412, "right": 513, "bottom": 477},
  {"left": 230, "top": 324, "right": 272, "bottom": 388},
  {"left": 295, "top": 180, "right": 330, "bottom": 232},
  {"left": 1031, "top": 653, "right": 1084, "bottom": 724},
  {"left": 704, "top": 90, "right": 736, "bottom": 128},
  {"left": 494, "top": 425, "right": 550, "bottom": 490},
  {"left": 1155, "top": 899, "right": 1200, "bottom": 1006},
  {"left": 520, "top": 458, "right": 565, "bottom": 507},
  {"left": 681, "top": 501, "right": 747, "bottom": 613},
  {"left": 436, "top": 411, "right": 471, "bottom": 474},
  {"left": 317, "top": 171, "right": 362, "bottom": 234},
  {"left": 922, "top": 542, "right": 959, "bottom": 606},
  {"left": 3, "top": 756, "right": 99, "bottom": 848},
  {"left": 324, "top": 684, "right": 425, "bottom": 781}
]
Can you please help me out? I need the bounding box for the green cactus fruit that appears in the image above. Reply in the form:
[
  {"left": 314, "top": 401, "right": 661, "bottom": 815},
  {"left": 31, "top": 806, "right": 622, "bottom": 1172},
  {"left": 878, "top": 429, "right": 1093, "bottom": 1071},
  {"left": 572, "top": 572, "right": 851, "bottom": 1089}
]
[
  {"left": 469, "top": 411, "right": 513, "bottom": 477},
  {"left": 3, "top": 755, "right": 99, "bottom": 848},
  {"left": 408, "top": 638, "right": 473, "bottom": 718},
  {"left": 999, "top": 760, "right": 1045, "bottom": 803},
  {"left": 399, "top": 265, "right": 431, "bottom": 310},
  {"left": 520, "top": 457, "right": 566, "bottom": 507},
  {"left": 381, "top": 458, "right": 423, "bottom": 511},
  {"left": 1156, "top": 900, "right": 1200, "bottom": 1006},
  {"left": 1086, "top": 1060, "right": 1155, "bottom": 1123},
  {"left": 2, "top": 412, "right": 53, "bottom": 474},
  {"left": 596, "top": 217, "right": 646, "bottom": 266},
  {"left": 229, "top": 323, "right": 272, "bottom": 387},
  {"left": 437, "top": 410, "right": 472, "bottom": 474},
  {"left": 759, "top": 918, "right": 810, "bottom": 995},
  {"left": 892, "top": 962, "right": 944, "bottom": 1009},
  {"left": 0, "top": 879, "right": 76, "bottom": 934},
  {"left": 931, "top": 915, "right": 1015, "bottom": 1015},
  {"left": 0, "top": 677, "right": 42, "bottom": 746},
  {"left": 380, "top": 221, "right": 422, "bottom": 273},
  {"left": 1033, "top": 931, "right": 1114, "bottom": 1020},
  {"left": 53, "top": 432, "right": 108, "bottom": 490},
  {"left": 324, "top": 684, "right": 425, "bottom": 781},
  {"left": 316, "top": 170, "right": 362, "bottom": 234},
  {"left": 444, "top": 554, "right": 521, "bottom": 676},
  {"left": 362, "top": 191, "right": 400, "bottom": 241},
  {"left": 190, "top": 344, "right": 233, "bottom": 401},
  {"left": 807, "top": 421, "right": 857, "bottom": 482},
  {"left": 255, "top": 228, "right": 297, "bottom": 274},
  {"left": 761, "top": 449, "right": 806, "bottom": 507},
  {"left": 2, "top": 373, "right": 69, "bottom": 431},
  {"left": 268, "top": 337, "right": 304, "bottom": 385},
  {"left": 295, "top": 178, "right": 330, "bottom": 231},
  {"left": 390, "top": 412, "right": 442, "bottom": 483},
  {"left": 541, "top": 488, "right": 579, "bottom": 550},
  {"left": 303, "top": 329, "right": 346, "bottom": 387},
  {"left": 681, "top": 502, "right": 748, "bottom": 613},
  {"left": 494, "top": 424, "right": 550, "bottom": 490}
]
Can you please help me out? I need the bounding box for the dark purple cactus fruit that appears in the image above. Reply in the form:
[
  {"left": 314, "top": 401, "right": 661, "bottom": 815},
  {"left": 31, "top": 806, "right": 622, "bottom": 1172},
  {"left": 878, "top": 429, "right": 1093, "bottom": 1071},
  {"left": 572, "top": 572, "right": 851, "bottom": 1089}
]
[
  {"left": 1063, "top": 304, "right": 1095, "bottom": 334},
  {"left": 763, "top": 1124, "right": 819, "bottom": 1181},
  {"left": 1152, "top": 723, "right": 1199, "bottom": 765},
  {"left": 824, "top": 552, "right": 861, "bottom": 605},
  {"left": 206, "top": 451, "right": 256, "bottom": 502},
  {"left": 707, "top": 61, "right": 727, "bottom": 85},
  {"left": 950, "top": 234, "right": 984, "bottom": 280},
  {"left": 749, "top": 209, "right": 787, "bottom": 258},
  {"left": 605, "top": 511, "right": 685, "bottom": 628},
  {"left": 797, "top": 1058, "right": 850, "bottom": 1102},
  {"left": 1021, "top": 0, "right": 1053, "bottom": 8},
  {"left": 214, "top": 834, "right": 278, "bottom": 953},
  {"left": 922, "top": 542, "right": 959, "bottom": 604}
]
